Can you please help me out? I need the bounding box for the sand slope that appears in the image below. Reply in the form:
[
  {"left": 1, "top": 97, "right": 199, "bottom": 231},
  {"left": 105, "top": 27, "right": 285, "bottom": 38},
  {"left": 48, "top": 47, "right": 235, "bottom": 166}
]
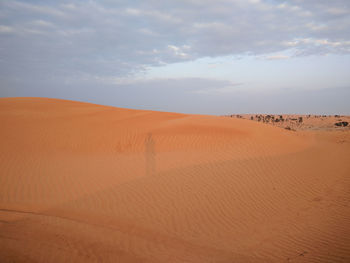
[{"left": 0, "top": 97, "right": 349, "bottom": 262}]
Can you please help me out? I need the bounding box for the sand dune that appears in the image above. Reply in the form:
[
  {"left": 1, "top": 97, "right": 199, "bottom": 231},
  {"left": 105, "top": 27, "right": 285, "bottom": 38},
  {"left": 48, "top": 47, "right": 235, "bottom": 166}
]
[{"left": 0, "top": 97, "right": 349, "bottom": 262}]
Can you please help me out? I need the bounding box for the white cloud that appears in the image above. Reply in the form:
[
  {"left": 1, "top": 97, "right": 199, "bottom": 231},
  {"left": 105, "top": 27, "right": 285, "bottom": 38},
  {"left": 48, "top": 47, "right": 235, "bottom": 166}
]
[
  {"left": 125, "top": 8, "right": 181, "bottom": 23},
  {"left": 61, "top": 3, "right": 77, "bottom": 10},
  {"left": 265, "top": 55, "right": 291, "bottom": 60},
  {"left": 327, "top": 8, "right": 349, "bottom": 15},
  {"left": 0, "top": 25, "right": 14, "bottom": 33},
  {"left": 125, "top": 8, "right": 141, "bottom": 16},
  {"left": 31, "top": 20, "right": 55, "bottom": 28},
  {"left": 167, "top": 45, "right": 191, "bottom": 58},
  {"left": 4, "top": 1, "right": 65, "bottom": 17}
]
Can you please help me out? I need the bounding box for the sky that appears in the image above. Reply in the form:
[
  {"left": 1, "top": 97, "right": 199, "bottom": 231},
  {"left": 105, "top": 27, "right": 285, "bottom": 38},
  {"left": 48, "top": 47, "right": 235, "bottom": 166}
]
[{"left": 0, "top": 0, "right": 350, "bottom": 114}]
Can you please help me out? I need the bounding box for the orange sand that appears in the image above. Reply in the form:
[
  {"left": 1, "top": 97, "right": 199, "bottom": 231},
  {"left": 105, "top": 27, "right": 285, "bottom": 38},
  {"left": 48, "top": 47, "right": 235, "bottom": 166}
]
[{"left": 0, "top": 97, "right": 349, "bottom": 262}]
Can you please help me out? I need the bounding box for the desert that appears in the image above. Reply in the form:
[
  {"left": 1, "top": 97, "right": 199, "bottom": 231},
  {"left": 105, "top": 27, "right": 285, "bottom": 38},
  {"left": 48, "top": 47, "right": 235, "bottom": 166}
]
[
  {"left": 0, "top": 97, "right": 349, "bottom": 262},
  {"left": 2, "top": 0, "right": 350, "bottom": 262}
]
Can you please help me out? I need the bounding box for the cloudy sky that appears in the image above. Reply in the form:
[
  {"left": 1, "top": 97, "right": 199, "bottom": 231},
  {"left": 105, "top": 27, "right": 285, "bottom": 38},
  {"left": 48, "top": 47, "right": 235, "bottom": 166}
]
[{"left": 1, "top": 0, "right": 350, "bottom": 114}]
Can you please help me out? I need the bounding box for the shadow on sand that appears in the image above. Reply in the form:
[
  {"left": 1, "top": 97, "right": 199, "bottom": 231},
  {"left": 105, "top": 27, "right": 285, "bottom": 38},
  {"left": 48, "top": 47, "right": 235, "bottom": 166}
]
[{"left": 145, "top": 133, "right": 156, "bottom": 176}]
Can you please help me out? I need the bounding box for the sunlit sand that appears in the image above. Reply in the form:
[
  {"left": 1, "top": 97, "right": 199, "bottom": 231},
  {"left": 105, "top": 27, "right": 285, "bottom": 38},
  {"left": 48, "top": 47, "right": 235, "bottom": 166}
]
[{"left": 1, "top": 98, "right": 349, "bottom": 262}]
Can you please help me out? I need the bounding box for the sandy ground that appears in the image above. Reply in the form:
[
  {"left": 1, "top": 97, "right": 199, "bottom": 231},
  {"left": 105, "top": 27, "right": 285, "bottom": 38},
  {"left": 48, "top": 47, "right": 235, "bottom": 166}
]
[
  {"left": 0, "top": 97, "right": 349, "bottom": 263},
  {"left": 229, "top": 114, "right": 350, "bottom": 131}
]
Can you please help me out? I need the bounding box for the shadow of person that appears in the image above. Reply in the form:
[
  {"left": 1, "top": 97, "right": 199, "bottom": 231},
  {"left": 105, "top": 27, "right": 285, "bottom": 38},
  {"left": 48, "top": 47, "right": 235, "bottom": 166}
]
[{"left": 145, "top": 133, "right": 155, "bottom": 176}]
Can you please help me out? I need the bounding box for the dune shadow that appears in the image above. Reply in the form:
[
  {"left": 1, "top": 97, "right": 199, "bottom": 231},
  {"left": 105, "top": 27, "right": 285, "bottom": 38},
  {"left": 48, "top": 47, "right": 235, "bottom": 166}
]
[{"left": 145, "top": 133, "right": 156, "bottom": 176}]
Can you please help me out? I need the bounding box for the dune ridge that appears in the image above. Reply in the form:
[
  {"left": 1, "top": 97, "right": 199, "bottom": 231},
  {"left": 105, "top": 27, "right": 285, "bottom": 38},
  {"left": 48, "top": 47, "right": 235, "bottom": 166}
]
[{"left": 0, "top": 97, "right": 349, "bottom": 262}]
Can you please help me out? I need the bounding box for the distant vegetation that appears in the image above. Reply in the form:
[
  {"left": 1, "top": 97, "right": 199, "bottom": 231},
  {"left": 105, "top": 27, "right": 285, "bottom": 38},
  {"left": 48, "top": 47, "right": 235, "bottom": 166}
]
[
  {"left": 335, "top": 121, "right": 348, "bottom": 127},
  {"left": 226, "top": 114, "right": 350, "bottom": 131}
]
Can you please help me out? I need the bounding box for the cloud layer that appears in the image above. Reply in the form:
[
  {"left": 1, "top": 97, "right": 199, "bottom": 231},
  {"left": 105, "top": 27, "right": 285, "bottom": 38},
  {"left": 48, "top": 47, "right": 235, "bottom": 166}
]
[
  {"left": 1, "top": 0, "right": 350, "bottom": 79},
  {"left": 0, "top": 0, "right": 349, "bottom": 114}
]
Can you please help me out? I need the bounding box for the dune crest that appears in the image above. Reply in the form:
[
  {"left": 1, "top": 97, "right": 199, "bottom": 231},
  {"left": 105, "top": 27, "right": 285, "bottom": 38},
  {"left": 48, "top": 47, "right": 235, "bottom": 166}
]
[{"left": 0, "top": 98, "right": 349, "bottom": 262}]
